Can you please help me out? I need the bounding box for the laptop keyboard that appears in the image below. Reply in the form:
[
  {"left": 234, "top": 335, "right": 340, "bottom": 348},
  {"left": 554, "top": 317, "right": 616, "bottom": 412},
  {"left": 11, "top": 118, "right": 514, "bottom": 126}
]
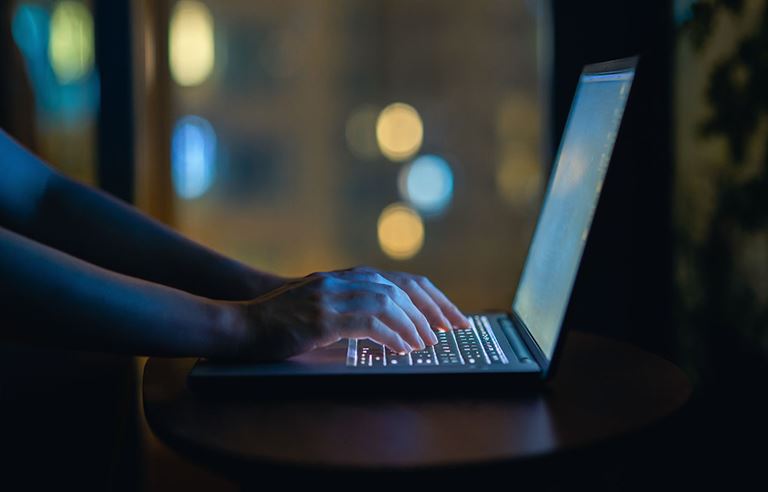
[{"left": 346, "top": 315, "right": 509, "bottom": 367}]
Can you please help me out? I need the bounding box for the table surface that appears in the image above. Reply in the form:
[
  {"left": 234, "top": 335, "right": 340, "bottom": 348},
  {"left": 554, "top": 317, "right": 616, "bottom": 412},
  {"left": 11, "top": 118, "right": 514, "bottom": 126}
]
[{"left": 143, "top": 331, "right": 691, "bottom": 473}]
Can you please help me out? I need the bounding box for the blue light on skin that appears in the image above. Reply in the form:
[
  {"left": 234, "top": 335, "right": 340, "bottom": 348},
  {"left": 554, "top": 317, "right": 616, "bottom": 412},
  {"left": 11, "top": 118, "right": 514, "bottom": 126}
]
[
  {"left": 11, "top": 3, "right": 99, "bottom": 124},
  {"left": 172, "top": 115, "right": 217, "bottom": 199},
  {"left": 398, "top": 154, "right": 454, "bottom": 215}
]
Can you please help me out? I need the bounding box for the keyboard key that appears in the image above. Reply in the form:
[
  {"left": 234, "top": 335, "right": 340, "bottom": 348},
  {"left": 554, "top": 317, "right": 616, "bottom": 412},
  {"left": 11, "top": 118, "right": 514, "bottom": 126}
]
[
  {"left": 435, "top": 329, "right": 463, "bottom": 365},
  {"left": 410, "top": 345, "right": 437, "bottom": 365},
  {"left": 454, "top": 323, "right": 487, "bottom": 365},
  {"left": 477, "top": 316, "right": 509, "bottom": 364},
  {"left": 385, "top": 348, "right": 412, "bottom": 366},
  {"left": 356, "top": 339, "right": 384, "bottom": 367},
  {"left": 347, "top": 320, "right": 509, "bottom": 368}
]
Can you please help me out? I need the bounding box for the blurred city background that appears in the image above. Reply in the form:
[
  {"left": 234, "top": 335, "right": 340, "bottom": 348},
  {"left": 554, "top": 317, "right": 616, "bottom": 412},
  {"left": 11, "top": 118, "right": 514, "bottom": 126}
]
[{"left": 5, "top": 0, "right": 543, "bottom": 312}]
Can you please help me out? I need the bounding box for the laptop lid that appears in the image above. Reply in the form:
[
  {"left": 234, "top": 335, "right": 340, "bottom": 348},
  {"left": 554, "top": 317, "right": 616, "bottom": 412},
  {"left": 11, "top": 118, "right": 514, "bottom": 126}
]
[{"left": 512, "top": 56, "right": 637, "bottom": 377}]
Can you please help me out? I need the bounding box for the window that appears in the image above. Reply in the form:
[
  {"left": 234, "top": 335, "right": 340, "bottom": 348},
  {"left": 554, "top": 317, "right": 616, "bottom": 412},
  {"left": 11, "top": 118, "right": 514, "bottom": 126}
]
[
  {"left": 140, "top": 0, "right": 544, "bottom": 310},
  {"left": 8, "top": 0, "right": 98, "bottom": 184}
]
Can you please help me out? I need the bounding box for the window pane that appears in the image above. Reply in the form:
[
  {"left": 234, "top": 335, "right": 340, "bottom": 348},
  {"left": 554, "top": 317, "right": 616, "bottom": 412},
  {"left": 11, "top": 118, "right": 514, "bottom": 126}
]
[
  {"left": 162, "top": 0, "right": 543, "bottom": 311},
  {"left": 8, "top": 0, "right": 98, "bottom": 184}
]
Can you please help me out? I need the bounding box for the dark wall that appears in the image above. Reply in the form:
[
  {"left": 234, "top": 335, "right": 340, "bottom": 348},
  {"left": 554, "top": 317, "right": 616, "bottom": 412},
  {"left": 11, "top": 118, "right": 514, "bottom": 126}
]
[
  {"left": 550, "top": 1, "right": 676, "bottom": 360},
  {"left": 548, "top": 2, "right": 766, "bottom": 486},
  {"left": 0, "top": 3, "right": 36, "bottom": 147},
  {"left": 95, "top": 0, "right": 135, "bottom": 203}
]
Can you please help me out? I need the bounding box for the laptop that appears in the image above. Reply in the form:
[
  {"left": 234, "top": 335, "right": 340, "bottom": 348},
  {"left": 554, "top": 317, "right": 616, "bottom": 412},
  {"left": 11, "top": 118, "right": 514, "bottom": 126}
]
[{"left": 189, "top": 56, "right": 637, "bottom": 391}]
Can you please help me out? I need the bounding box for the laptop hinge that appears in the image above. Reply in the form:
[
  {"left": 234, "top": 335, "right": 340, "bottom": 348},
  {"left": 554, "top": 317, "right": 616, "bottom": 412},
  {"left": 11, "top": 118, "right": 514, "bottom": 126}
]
[{"left": 509, "top": 311, "right": 550, "bottom": 378}]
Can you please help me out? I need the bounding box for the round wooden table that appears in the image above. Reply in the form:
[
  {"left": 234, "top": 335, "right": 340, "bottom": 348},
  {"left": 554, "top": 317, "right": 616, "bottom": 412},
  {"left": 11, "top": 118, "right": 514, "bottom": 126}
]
[{"left": 143, "top": 332, "right": 691, "bottom": 486}]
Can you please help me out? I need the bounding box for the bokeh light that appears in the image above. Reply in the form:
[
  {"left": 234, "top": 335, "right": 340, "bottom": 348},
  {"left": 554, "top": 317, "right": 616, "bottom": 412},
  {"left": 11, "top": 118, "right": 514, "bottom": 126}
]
[
  {"left": 12, "top": 4, "right": 48, "bottom": 58},
  {"left": 169, "top": 0, "right": 215, "bottom": 87},
  {"left": 172, "top": 115, "right": 217, "bottom": 199},
  {"left": 377, "top": 203, "right": 425, "bottom": 260},
  {"left": 13, "top": 3, "right": 99, "bottom": 123},
  {"left": 48, "top": 1, "right": 94, "bottom": 84},
  {"left": 345, "top": 104, "right": 380, "bottom": 160},
  {"left": 376, "top": 103, "right": 423, "bottom": 162},
  {"left": 496, "top": 142, "right": 542, "bottom": 206},
  {"left": 398, "top": 154, "right": 454, "bottom": 214}
]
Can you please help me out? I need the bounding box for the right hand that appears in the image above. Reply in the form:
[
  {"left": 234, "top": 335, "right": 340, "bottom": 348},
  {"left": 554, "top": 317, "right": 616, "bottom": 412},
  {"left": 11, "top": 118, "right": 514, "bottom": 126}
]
[{"left": 235, "top": 270, "right": 442, "bottom": 360}]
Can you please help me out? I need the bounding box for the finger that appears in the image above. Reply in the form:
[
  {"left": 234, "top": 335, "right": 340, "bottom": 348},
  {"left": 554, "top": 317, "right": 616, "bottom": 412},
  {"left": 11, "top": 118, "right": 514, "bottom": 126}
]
[
  {"left": 361, "top": 278, "right": 437, "bottom": 347},
  {"left": 381, "top": 274, "right": 453, "bottom": 332},
  {"left": 334, "top": 273, "right": 437, "bottom": 347},
  {"left": 338, "top": 313, "right": 412, "bottom": 354},
  {"left": 382, "top": 282, "right": 438, "bottom": 346},
  {"left": 335, "top": 286, "right": 426, "bottom": 350},
  {"left": 417, "top": 277, "right": 470, "bottom": 328}
]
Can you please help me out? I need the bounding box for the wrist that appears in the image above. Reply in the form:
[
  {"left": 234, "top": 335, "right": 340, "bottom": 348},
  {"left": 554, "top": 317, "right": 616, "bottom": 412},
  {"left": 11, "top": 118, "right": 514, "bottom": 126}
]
[
  {"left": 242, "top": 271, "right": 287, "bottom": 298},
  {"left": 206, "top": 300, "right": 252, "bottom": 359}
]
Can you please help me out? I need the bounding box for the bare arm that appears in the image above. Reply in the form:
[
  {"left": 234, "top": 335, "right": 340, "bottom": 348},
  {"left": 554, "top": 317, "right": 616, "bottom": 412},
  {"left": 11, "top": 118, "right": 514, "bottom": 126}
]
[
  {"left": 0, "top": 128, "right": 468, "bottom": 358},
  {"left": 0, "top": 225, "right": 241, "bottom": 356},
  {"left": 0, "top": 129, "right": 284, "bottom": 300},
  {"left": 0, "top": 226, "right": 451, "bottom": 358}
]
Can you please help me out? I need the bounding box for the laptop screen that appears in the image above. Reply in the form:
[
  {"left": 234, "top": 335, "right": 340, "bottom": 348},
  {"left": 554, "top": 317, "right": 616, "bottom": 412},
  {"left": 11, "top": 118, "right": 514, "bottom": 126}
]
[{"left": 512, "top": 62, "right": 635, "bottom": 362}]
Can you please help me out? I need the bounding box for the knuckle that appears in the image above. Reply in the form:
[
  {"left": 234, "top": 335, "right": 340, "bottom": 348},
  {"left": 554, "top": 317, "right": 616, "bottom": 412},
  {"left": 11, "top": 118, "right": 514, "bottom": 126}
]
[
  {"left": 383, "top": 284, "right": 398, "bottom": 297},
  {"left": 373, "top": 292, "right": 389, "bottom": 307},
  {"left": 404, "top": 277, "right": 419, "bottom": 289}
]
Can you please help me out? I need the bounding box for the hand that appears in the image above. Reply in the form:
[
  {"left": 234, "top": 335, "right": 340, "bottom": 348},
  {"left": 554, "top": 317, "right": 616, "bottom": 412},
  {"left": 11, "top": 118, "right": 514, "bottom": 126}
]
[
  {"left": 341, "top": 266, "right": 469, "bottom": 332},
  {"left": 234, "top": 267, "right": 468, "bottom": 360}
]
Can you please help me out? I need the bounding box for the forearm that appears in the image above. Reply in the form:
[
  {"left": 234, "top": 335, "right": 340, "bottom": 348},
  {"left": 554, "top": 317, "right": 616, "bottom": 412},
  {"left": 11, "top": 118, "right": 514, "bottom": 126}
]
[
  {"left": 0, "top": 226, "right": 246, "bottom": 357},
  {"left": 31, "top": 173, "right": 284, "bottom": 300},
  {"left": 0, "top": 129, "right": 283, "bottom": 300}
]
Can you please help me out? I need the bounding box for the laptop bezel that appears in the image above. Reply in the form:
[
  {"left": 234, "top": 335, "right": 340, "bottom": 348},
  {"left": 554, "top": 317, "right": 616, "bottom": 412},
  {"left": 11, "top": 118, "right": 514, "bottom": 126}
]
[{"left": 507, "top": 55, "right": 639, "bottom": 381}]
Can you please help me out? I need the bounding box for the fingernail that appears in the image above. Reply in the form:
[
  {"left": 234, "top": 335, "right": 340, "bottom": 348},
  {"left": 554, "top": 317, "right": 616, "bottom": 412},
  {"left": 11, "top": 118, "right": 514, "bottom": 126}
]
[{"left": 429, "top": 332, "right": 439, "bottom": 344}]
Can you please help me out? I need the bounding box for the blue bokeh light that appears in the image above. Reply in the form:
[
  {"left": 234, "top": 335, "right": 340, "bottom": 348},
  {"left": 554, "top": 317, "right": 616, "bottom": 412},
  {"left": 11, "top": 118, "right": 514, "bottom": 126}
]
[
  {"left": 11, "top": 3, "right": 99, "bottom": 124},
  {"left": 12, "top": 4, "right": 48, "bottom": 58},
  {"left": 398, "top": 154, "right": 454, "bottom": 215},
  {"left": 172, "top": 115, "right": 217, "bottom": 199}
]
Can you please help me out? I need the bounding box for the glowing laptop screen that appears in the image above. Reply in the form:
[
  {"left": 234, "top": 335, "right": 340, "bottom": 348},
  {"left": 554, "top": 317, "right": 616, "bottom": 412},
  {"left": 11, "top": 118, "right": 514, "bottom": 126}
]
[{"left": 513, "top": 67, "right": 634, "bottom": 361}]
